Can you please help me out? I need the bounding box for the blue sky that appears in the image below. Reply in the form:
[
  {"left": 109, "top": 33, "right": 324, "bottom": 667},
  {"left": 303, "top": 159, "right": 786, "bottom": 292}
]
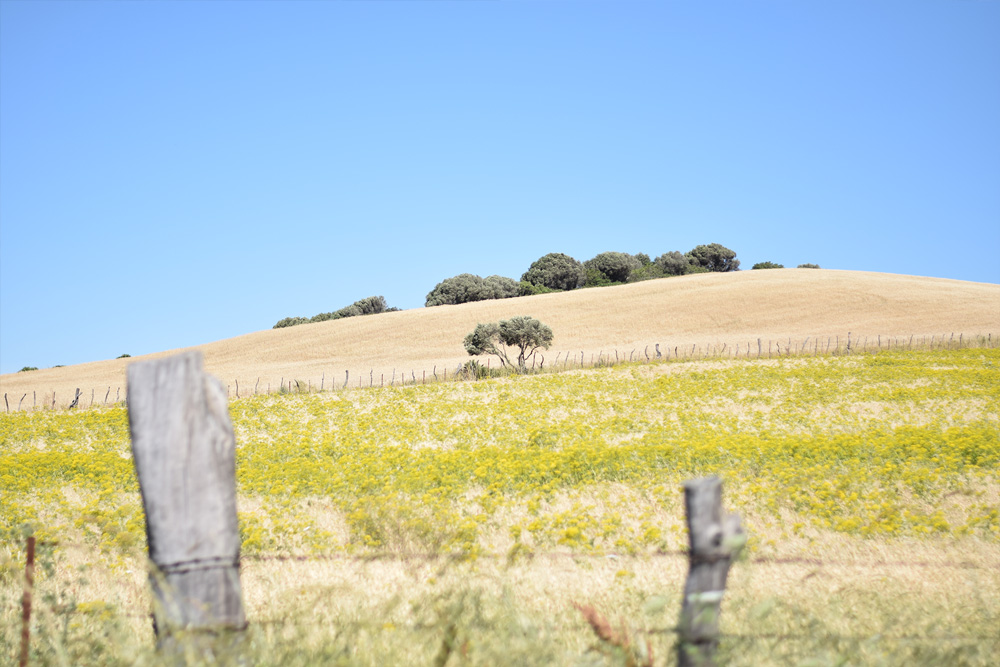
[{"left": 1, "top": 0, "right": 998, "bottom": 374}]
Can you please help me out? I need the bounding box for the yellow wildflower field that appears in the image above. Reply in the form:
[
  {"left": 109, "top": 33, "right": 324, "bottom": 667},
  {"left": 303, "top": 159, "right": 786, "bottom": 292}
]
[{"left": 1, "top": 347, "right": 998, "bottom": 665}]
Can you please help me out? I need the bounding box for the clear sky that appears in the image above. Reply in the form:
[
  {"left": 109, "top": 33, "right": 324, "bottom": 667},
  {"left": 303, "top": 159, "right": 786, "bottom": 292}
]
[{"left": 1, "top": 0, "right": 998, "bottom": 375}]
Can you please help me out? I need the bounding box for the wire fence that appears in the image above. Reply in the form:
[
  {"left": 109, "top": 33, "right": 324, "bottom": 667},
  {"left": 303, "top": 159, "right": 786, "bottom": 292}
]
[
  {"left": 6, "top": 536, "right": 999, "bottom": 648},
  {"left": 4, "top": 331, "right": 997, "bottom": 413},
  {"left": 28, "top": 539, "right": 1000, "bottom": 570}
]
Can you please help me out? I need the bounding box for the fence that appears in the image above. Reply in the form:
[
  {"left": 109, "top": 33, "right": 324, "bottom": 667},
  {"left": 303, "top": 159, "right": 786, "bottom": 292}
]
[
  {"left": 10, "top": 535, "right": 999, "bottom": 666},
  {"left": 8, "top": 348, "right": 1000, "bottom": 664},
  {"left": 4, "top": 331, "right": 997, "bottom": 413}
]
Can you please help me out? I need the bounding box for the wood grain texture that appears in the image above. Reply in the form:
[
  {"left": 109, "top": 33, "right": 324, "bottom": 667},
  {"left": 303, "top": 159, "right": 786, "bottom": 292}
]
[
  {"left": 678, "top": 476, "right": 745, "bottom": 667},
  {"left": 127, "top": 350, "right": 245, "bottom": 635}
]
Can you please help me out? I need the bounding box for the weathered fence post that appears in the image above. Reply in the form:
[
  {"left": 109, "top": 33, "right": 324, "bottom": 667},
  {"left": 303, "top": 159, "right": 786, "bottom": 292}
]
[
  {"left": 19, "top": 535, "right": 35, "bottom": 667},
  {"left": 126, "top": 350, "right": 246, "bottom": 650},
  {"left": 677, "top": 476, "right": 746, "bottom": 667}
]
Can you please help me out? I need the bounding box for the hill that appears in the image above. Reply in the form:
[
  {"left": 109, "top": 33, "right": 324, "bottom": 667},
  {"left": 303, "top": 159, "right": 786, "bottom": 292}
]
[{"left": 2, "top": 269, "right": 999, "bottom": 408}]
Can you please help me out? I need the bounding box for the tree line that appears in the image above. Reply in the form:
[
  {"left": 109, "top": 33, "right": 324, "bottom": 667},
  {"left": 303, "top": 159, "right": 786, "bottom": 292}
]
[
  {"left": 273, "top": 243, "right": 820, "bottom": 328},
  {"left": 427, "top": 243, "right": 819, "bottom": 307},
  {"left": 274, "top": 296, "right": 399, "bottom": 329},
  {"left": 427, "top": 243, "right": 744, "bottom": 308}
]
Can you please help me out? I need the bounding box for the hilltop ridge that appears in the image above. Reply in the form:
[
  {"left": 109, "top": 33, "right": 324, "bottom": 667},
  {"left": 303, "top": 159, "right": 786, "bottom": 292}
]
[{"left": 2, "top": 269, "right": 999, "bottom": 407}]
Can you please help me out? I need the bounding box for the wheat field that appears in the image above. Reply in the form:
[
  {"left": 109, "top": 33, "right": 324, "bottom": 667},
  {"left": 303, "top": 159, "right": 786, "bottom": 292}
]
[{"left": 2, "top": 269, "right": 999, "bottom": 408}]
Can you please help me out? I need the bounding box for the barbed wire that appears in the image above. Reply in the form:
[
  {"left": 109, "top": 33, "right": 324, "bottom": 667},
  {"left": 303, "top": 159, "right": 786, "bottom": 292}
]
[
  {"left": 20, "top": 539, "right": 998, "bottom": 571},
  {"left": 4, "top": 600, "right": 993, "bottom": 644}
]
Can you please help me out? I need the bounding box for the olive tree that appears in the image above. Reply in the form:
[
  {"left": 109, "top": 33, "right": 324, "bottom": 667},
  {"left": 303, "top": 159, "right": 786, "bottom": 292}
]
[
  {"left": 521, "top": 253, "right": 586, "bottom": 291},
  {"left": 464, "top": 316, "right": 553, "bottom": 371},
  {"left": 654, "top": 251, "right": 690, "bottom": 276},
  {"left": 584, "top": 252, "right": 642, "bottom": 284},
  {"left": 482, "top": 274, "right": 521, "bottom": 300},
  {"left": 686, "top": 243, "right": 741, "bottom": 272},
  {"left": 426, "top": 273, "right": 488, "bottom": 306},
  {"left": 426, "top": 274, "right": 520, "bottom": 306}
]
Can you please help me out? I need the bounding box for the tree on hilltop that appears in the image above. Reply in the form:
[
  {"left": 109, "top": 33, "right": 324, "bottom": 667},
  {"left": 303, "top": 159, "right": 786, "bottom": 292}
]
[
  {"left": 584, "top": 252, "right": 642, "bottom": 284},
  {"left": 686, "top": 243, "right": 741, "bottom": 272},
  {"left": 654, "top": 251, "right": 690, "bottom": 276},
  {"left": 521, "top": 253, "right": 586, "bottom": 291},
  {"left": 425, "top": 273, "right": 520, "bottom": 306}
]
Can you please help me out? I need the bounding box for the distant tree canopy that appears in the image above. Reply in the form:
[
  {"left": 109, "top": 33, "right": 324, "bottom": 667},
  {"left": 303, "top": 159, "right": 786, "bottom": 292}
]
[
  {"left": 654, "top": 251, "right": 691, "bottom": 277},
  {"left": 425, "top": 273, "right": 520, "bottom": 307},
  {"left": 797, "top": 263, "right": 821, "bottom": 269},
  {"left": 521, "top": 253, "right": 586, "bottom": 291},
  {"left": 686, "top": 243, "right": 741, "bottom": 272},
  {"left": 584, "top": 252, "right": 642, "bottom": 285},
  {"left": 274, "top": 317, "right": 309, "bottom": 329},
  {"left": 752, "top": 261, "right": 784, "bottom": 270},
  {"left": 274, "top": 296, "right": 397, "bottom": 329},
  {"left": 464, "top": 316, "right": 553, "bottom": 371}
]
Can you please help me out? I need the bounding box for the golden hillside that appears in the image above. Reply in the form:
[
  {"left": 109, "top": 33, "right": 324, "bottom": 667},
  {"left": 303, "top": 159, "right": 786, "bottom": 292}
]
[{"left": 3, "top": 269, "right": 999, "bottom": 408}]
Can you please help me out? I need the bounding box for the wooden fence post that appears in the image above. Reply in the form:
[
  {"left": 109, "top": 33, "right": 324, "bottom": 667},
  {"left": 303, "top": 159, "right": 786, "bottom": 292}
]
[
  {"left": 19, "top": 535, "right": 35, "bottom": 667},
  {"left": 126, "top": 350, "right": 246, "bottom": 649},
  {"left": 677, "top": 476, "right": 746, "bottom": 667}
]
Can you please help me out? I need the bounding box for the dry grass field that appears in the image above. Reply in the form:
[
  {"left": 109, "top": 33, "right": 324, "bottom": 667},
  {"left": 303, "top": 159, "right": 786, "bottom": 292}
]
[
  {"left": 2, "top": 345, "right": 998, "bottom": 665},
  {"left": 3, "top": 269, "right": 999, "bottom": 409}
]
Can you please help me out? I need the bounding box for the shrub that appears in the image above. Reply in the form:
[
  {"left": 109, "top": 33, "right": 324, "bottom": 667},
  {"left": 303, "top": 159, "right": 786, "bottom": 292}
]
[
  {"left": 464, "top": 316, "right": 554, "bottom": 371},
  {"left": 583, "top": 268, "right": 619, "bottom": 288},
  {"left": 654, "top": 251, "right": 690, "bottom": 276},
  {"left": 752, "top": 261, "right": 784, "bottom": 269},
  {"left": 583, "top": 252, "right": 641, "bottom": 284},
  {"left": 521, "top": 253, "right": 586, "bottom": 291},
  {"left": 18, "top": 366, "right": 38, "bottom": 372},
  {"left": 426, "top": 274, "right": 520, "bottom": 306},
  {"left": 116, "top": 353, "right": 132, "bottom": 359},
  {"left": 426, "top": 274, "right": 487, "bottom": 307},
  {"left": 686, "top": 243, "right": 740, "bottom": 272},
  {"left": 456, "top": 360, "right": 503, "bottom": 380},
  {"left": 313, "top": 295, "right": 393, "bottom": 322},
  {"left": 273, "top": 317, "right": 309, "bottom": 329},
  {"left": 798, "top": 263, "right": 821, "bottom": 269},
  {"left": 481, "top": 275, "right": 521, "bottom": 300},
  {"left": 518, "top": 281, "right": 559, "bottom": 296},
  {"left": 275, "top": 296, "right": 396, "bottom": 328},
  {"left": 628, "top": 262, "right": 666, "bottom": 283}
]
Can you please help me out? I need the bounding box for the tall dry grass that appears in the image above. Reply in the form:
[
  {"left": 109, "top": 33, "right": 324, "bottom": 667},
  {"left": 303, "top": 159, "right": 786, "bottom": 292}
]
[{"left": 3, "top": 269, "right": 999, "bottom": 408}]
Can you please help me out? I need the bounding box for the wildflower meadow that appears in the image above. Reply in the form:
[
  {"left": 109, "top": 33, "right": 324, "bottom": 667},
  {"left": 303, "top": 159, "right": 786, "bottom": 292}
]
[{"left": 1, "top": 347, "right": 998, "bottom": 665}]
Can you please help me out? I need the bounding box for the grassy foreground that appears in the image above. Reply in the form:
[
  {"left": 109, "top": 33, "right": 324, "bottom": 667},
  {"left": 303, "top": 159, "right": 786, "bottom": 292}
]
[{"left": 1, "top": 348, "right": 999, "bottom": 665}]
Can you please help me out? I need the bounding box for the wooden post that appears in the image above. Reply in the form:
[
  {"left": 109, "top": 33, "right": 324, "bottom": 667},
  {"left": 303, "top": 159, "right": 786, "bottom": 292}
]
[
  {"left": 677, "top": 476, "right": 746, "bottom": 667},
  {"left": 126, "top": 351, "right": 246, "bottom": 648},
  {"left": 19, "top": 536, "right": 35, "bottom": 667}
]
